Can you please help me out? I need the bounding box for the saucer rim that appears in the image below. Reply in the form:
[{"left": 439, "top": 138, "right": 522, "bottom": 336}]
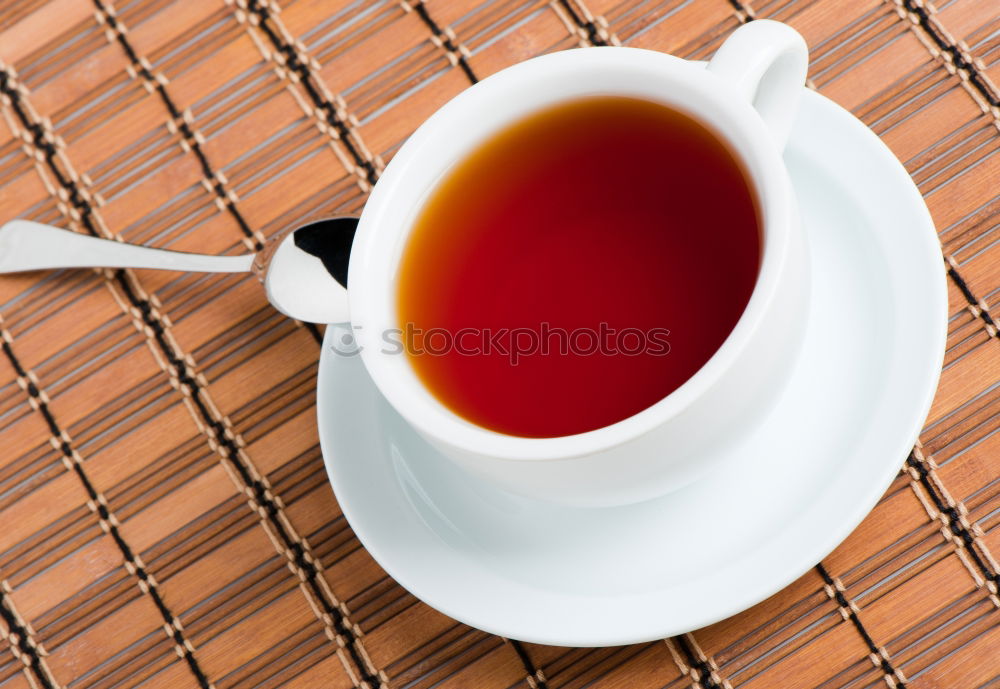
[{"left": 316, "top": 87, "right": 947, "bottom": 646}]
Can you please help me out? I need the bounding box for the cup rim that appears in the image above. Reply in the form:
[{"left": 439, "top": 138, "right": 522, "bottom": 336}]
[{"left": 348, "top": 46, "right": 796, "bottom": 461}]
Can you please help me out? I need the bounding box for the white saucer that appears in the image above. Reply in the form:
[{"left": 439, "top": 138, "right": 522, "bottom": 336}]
[{"left": 316, "top": 89, "right": 947, "bottom": 646}]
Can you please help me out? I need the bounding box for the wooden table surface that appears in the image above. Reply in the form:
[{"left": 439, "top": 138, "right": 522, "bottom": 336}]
[{"left": 0, "top": 0, "right": 998, "bottom": 687}]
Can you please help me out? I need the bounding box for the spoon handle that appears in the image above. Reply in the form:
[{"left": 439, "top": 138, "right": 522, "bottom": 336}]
[{"left": 0, "top": 220, "right": 255, "bottom": 274}]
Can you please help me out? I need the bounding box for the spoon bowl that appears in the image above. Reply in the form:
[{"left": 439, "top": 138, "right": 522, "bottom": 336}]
[{"left": 260, "top": 217, "right": 356, "bottom": 324}]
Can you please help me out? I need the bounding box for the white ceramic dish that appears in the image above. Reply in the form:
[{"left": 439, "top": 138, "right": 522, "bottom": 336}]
[{"left": 316, "top": 86, "right": 947, "bottom": 646}]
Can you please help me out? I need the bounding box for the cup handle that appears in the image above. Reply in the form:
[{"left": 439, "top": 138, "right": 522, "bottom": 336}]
[{"left": 707, "top": 20, "right": 808, "bottom": 149}]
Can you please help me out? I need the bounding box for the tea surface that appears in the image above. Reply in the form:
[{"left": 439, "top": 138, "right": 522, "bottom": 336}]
[{"left": 397, "top": 96, "right": 759, "bottom": 437}]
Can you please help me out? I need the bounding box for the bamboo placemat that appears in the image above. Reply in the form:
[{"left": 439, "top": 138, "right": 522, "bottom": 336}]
[{"left": 0, "top": 0, "right": 997, "bottom": 687}]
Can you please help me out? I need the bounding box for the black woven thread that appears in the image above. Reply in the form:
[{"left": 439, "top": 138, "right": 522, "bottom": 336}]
[
  {"left": 98, "top": 1, "right": 332, "bottom": 347},
  {"left": 0, "top": 340, "right": 212, "bottom": 689},
  {"left": 245, "top": 0, "right": 378, "bottom": 187},
  {"left": 409, "top": 1, "right": 479, "bottom": 83},
  {"left": 673, "top": 635, "right": 724, "bottom": 689},
  {"left": 893, "top": 1, "right": 1000, "bottom": 335},
  {"left": 0, "top": 589, "right": 56, "bottom": 689},
  {"left": 557, "top": 0, "right": 609, "bottom": 46},
  {"left": 247, "top": 0, "right": 373, "bottom": 349},
  {"left": 726, "top": 0, "right": 754, "bottom": 21},
  {"left": 508, "top": 639, "right": 549, "bottom": 689},
  {"left": 892, "top": 2, "right": 1000, "bottom": 337},
  {"left": 906, "top": 452, "right": 1000, "bottom": 590},
  {"left": 858, "top": 5, "right": 1000, "bottom": 631},
  {"left": 212, "top": 8, "right": 396, "bottom": 675},
  {"left": 185, "top": 13, "right": 390, "bottom": 681},
  {"left": 814, "top": 563, "right": 906, "bottom": 686},
  {"left": 900, "top": 0, "right": 1000, "bottom": 108},
  {"left": 947, "top": 263, "right": 998, "bottom": 332},
  {"left": 111, "top": 278, "right": 375, "bottom": 689},
  {"left": 243, "top": 0, "right": 480, "bottom": 336},
  {"left": 94, "top": 1, "right": 262, "bottom": 252}
]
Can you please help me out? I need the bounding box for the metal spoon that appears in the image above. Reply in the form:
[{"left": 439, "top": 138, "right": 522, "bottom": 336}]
[{"left": 0, "top": 217, "right": 357, "bottom": 324}]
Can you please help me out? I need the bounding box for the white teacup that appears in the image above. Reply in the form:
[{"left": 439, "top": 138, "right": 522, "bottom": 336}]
[{"left": 326, "top": 20, "right": 810, "bottom": 507}]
